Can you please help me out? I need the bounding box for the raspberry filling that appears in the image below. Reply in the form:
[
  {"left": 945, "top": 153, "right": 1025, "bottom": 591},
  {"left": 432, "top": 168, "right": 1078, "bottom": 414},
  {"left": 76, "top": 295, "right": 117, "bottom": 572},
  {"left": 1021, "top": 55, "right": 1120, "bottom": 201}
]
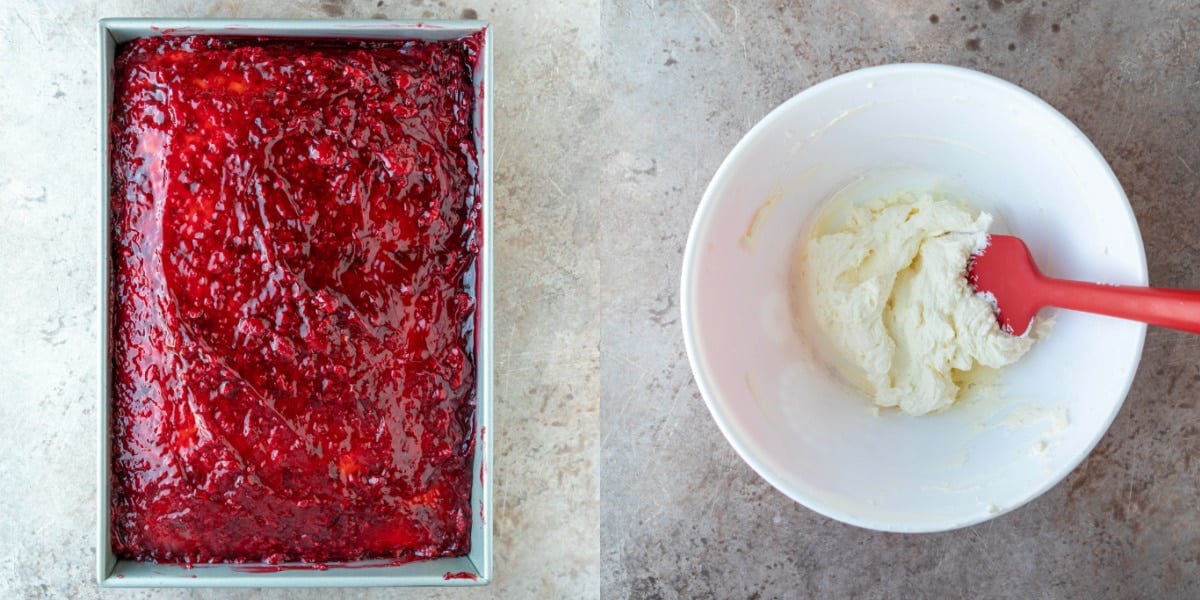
[{"left": 108, "top": 34, "right": 479, "bottom": 565}]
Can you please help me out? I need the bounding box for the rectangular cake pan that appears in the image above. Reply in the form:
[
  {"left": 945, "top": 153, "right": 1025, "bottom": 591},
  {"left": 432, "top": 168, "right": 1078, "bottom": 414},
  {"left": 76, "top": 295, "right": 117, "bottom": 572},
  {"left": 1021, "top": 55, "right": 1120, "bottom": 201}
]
[{"left": 97, "top": 18, "right": 493, "bottom": 588}]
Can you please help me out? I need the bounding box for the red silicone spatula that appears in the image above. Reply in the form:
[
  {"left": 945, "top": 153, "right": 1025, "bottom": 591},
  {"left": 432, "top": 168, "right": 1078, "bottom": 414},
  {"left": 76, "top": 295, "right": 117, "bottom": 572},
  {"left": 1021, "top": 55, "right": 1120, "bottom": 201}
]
[{"left": 967, "top": 235, "right": 1200, "bottom": 336}]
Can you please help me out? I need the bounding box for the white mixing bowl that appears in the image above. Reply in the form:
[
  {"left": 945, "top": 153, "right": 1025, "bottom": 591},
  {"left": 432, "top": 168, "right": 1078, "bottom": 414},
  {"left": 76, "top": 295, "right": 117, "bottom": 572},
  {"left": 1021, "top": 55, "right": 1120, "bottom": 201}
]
[{"left": 681, "top": 64, "right": 1147, "bottom": 532}]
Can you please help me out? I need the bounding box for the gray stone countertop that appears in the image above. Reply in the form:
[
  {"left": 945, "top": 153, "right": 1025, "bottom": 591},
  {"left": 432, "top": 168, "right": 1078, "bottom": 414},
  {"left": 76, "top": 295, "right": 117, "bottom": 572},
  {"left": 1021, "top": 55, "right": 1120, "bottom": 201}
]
[{"left": 2, "top": 1, "right": 1199, "bottom": 598}]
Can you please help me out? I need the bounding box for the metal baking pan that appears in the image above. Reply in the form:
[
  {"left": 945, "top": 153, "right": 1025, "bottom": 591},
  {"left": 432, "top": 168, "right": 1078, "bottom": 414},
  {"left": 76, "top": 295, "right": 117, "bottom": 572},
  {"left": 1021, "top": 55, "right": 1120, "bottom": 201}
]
[{"left": 97, "top": 18, "right": 493, "bottom": 587}]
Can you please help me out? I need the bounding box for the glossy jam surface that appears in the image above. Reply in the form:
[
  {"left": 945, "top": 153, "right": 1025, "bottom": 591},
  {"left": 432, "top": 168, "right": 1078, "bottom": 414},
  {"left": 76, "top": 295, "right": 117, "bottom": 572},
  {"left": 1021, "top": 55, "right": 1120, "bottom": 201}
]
[{"left": 109, "top": 35, "right": 479, "bottom": 564}]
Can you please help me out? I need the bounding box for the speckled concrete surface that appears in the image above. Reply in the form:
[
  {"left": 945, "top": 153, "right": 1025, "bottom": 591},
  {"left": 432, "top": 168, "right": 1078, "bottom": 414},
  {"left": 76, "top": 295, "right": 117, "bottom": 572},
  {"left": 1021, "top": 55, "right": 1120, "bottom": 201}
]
[
  {"left": 0, "top": 0, "right": 598, "bottom": 598},
  {"left": 4, "top": 0, "right": 1200, "bottom": 598},
  {"left": 600, "top": 1, "right": 1200, "bottom": 599}
]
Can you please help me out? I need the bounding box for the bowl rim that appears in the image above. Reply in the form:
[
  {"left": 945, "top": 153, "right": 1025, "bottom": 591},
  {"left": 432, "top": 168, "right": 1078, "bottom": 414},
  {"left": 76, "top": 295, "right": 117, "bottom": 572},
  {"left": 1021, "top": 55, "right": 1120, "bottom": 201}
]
[{"left": 680, "top": 62, "right": 1148, "bottom": 532}]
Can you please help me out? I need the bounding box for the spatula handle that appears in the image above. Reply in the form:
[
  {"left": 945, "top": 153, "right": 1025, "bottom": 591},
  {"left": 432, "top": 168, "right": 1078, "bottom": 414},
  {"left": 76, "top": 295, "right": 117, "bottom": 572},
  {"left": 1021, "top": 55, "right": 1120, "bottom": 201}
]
[{"left": 1039, "top": 276, "right": 1200, "bottom": 334}]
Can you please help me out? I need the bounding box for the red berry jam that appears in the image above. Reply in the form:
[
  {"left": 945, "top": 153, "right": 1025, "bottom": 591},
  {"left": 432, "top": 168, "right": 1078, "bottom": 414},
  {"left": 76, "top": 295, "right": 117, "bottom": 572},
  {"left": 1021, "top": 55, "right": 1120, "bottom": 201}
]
[{"left": 108, "top": 35, "right": 479, "bottom": 565}]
